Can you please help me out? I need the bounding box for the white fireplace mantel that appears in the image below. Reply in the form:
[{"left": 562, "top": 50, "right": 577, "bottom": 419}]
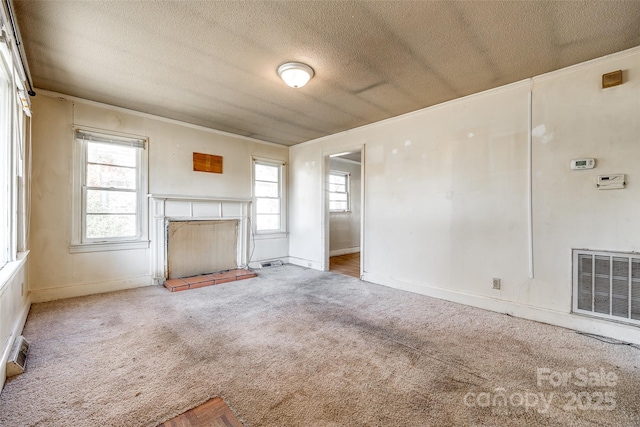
[{"left": 148, "top": 194, "right": 252, "bottom": 285}]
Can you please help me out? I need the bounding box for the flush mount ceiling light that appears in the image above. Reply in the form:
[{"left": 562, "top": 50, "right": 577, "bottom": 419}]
[{"left": 277, "top": 62, "right": 314, "bottom": 88}]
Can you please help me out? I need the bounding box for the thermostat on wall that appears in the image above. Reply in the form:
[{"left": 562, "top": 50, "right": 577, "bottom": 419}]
[{"left": 571, "top": 158, "right": 595, "bottom": 170}]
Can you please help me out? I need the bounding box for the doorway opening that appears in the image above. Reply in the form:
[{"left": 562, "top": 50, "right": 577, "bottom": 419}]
[{"left": 324, "top": 150, "right": 363, "bottom": 279}]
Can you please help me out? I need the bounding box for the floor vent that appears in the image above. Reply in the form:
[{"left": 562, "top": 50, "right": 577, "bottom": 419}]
[
  {"left": 260, "top": 260, "right": 283, "bottom": 268},
  {"left": 573, "top": 250, "right": 640, "bottom": 325},
  {"left": 6, "top": 336, "right": 30, "bottom": 377}
]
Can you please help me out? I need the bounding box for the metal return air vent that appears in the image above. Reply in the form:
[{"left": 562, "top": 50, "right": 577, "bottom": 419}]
[
  {"left": 573, "top": 250, "right": 640, "bottom": 325},
  {"left": 260, "top": 260, "right": 283, "bottom": 268},
  {"left": 6, "top": 336, "right": 30, "bottom": 377}
]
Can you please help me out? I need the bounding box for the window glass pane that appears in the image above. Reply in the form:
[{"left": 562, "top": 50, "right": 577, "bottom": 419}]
[
  {"left": 330, "top": 201, "right": 348, "bottom": 211},
  {"left": 329, "top": 172, "right": 349, "bottom": 212},
  {"left": 80, "top": 133, "right": 144, "bottom": 243},
  {"left": 87, "top": 142, "right": 136, "bottom": 167},
  {"left": 256, "top": 214, "right": 280, "bottom": 231},
  {"left": 330, "top": 174, "right": 345, "bottom": 185},
  {"left": 257, "top": 198, "right": 280, "bottom": 214},
  {"left": 87, "top": 190, "right": 136, "bottom": 214},
  {"left": 86, "top": 214, "right": 136, "bottom": 239},
  {"left": 255, "top": 164, "right": 279, "bottom": 182},
  {"left": 329, "top": 183, "right": 345, "bottom": 193},
  {"left": 87, "top": 164, "right": 136, "bottom": 189},
  {"left": 0, "top": 62, "right": 9, "bottom": 268},
  {"left": 255, "top": 181, "right": 279, "bottom": 198},
  {"left": 253, "top": 161, "right": 284, "bottom": 233}
]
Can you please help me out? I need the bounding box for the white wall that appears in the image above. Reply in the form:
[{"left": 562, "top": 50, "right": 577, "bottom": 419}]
[
  {"left": 329, "top": 157, "right": 361, "bottom": 255},
  {"left": 0, "top": 258, "right": 29, "bottom": 392},
  {"left": 530, "top": 56, "right": 640, "bottom": 313},
  {"left": 29, "top": 93, "right": 288, "bottom": 302},
  {"left": 289, "top": 47, "right": 640, "bottom": 343}
]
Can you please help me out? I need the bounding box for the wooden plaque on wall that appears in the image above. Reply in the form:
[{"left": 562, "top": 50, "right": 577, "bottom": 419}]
[
  {"left": 193, "top": 152, "right": 223, "bottom": 174},
  {"left": 602, "top": 70, "right": 623, "bottom": 89}
]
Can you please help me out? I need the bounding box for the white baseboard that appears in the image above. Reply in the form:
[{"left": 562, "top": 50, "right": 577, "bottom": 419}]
[
  {"left": 287, "top": 256, "right": 324, "bottom": 271},
  {"left": 0, "top": 296, "right": 30, "bottom": 394},
  {"left": 329, "top": 247, "right": 360, "bottom": 256},
  {"left": 363, "top": 271, "right": 640, "bottom": 345},
  {"left": 30, "top": 275, "right": 153, "bottom": 303}
]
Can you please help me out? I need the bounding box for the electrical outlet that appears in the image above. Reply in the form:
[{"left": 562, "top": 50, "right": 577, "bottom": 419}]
[
  {"left": 492, "top": 278, "right": 501, "bottom": 290},
  {"left": 21, "top": 282, "right": 24, "bottom": 297}
]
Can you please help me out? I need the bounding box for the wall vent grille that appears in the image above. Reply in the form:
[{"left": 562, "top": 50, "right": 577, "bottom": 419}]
[
  {"left": 260, "top": 260, "right": 283, "bottom": 268},
  {"left": 573, "top": 250, "right": 640, "bottom": 325},
  {"left": 6, "top": 336, "right": 30, "bottom": 377}
]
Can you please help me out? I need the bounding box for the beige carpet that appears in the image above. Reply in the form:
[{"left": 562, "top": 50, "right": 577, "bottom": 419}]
[{"left": 0, "top": 265, "right": 638, "bottom": 426}]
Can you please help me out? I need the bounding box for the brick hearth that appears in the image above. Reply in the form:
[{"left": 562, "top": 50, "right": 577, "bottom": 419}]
[{"left": 164, "top": 268, "right": 257, "bottom": 292}]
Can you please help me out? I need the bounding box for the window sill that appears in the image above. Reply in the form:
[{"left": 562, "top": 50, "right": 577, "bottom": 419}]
[
  {"left": 0, "top": 251, "right": 29, "bottom": 295},
  {"left": 69, "top": 240, "right": 150, "bottom": 253},
  {"left": 253, "top": 232, "right": 287, "bottom": 240},
  {"left": 330, "top": 210, "right": 352, "bottom": 214}
]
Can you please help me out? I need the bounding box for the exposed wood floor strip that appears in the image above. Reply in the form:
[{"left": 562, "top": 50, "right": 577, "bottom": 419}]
[
  {"left": 158, "top": 397, "right": 243, "bottom": 427},
  {"left": 329, "top": 252, "right": 360, "bottom": 278}
]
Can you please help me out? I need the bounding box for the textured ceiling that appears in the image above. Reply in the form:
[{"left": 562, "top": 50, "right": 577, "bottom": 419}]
[{"left": 13, "top": 1, "right": 640, "bottom": 146}]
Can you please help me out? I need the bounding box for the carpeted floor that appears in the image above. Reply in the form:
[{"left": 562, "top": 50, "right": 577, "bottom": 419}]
[{"left": 1, "top": 265, "right": 639, "bottom": 426}]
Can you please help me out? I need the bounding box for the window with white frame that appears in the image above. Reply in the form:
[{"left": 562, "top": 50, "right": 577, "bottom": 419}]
[
  {"left": 0, "top": 17, "right": 31, "bottom": 276},
  {"left": 329, "top": 171, "right": 350, "bottom": 212},
  {"left": 253, "top": 159, "right": 285, "bottom": 233},
  {"left": 73, "top": 130, "right": 147, "bottom": 249},
  {"left": 0, "top": 50, "right": 11, "bottom": 269}
]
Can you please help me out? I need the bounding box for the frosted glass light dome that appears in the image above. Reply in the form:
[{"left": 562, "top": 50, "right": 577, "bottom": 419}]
[{"left": 277, "top": 62, "right": 314, "bottom": 88}]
